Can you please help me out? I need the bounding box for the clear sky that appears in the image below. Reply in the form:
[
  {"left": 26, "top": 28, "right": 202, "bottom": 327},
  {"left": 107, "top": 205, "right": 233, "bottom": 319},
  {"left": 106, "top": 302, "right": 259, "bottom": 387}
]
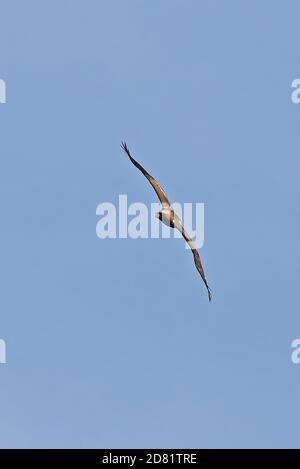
[{"left": 1, "top": 0, "right": 300, "bottom": 449}]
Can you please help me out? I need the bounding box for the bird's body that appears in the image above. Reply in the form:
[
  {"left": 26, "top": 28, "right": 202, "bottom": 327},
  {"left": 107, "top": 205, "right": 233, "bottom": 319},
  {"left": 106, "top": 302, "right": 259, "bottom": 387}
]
[
  {"left": 156, "top": 206, "right": 176, "bottom": 228},
  {"left": 121, "top": 142, "right": 212, "bottom": 302}
]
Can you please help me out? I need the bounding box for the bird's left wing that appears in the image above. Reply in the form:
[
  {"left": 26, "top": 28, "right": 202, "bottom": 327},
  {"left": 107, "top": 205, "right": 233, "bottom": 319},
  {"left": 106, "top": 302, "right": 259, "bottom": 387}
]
[{"left": 121, "top": 142, "right": 171, "bottom": 206}]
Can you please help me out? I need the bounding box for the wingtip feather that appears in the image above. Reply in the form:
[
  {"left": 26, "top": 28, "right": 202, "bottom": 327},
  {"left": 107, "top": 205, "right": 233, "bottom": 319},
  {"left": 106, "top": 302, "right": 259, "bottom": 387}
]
[
  {"left": 207, "top": 286, "right": 212, "bottom": 302},
  {"left": 121, "top": 141, "right": 132, "bottom": 158}
]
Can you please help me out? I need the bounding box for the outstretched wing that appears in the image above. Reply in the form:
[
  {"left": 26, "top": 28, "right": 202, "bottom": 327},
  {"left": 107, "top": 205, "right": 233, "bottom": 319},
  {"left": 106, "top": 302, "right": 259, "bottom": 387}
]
[
  {"left": 175, "top": 220, "right": 212, "bottom": 302},
  {"left": 121, "top": 142, "right": 171, "bottom": 206}
]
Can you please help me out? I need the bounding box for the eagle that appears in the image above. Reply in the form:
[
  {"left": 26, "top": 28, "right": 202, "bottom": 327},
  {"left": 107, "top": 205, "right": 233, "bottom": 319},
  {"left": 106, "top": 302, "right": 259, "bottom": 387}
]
[{"left": 122, "top": 142, "right": 212, "bottom": 301}]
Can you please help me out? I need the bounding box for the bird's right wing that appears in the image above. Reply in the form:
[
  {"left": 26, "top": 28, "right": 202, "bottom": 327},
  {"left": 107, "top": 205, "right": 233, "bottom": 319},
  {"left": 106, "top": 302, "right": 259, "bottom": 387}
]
[
  {"left": 121, "top": 142, "right": 171, "bottom": 206},
  {"left": 175, "top": 220, "right": 212, "bottom": 302}
]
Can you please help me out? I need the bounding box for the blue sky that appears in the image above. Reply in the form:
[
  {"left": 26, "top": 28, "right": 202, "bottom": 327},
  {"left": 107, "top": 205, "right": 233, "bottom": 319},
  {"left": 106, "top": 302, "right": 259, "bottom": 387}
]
[{"left": 0, "top": 0, "right": 300, "bottom": 448}]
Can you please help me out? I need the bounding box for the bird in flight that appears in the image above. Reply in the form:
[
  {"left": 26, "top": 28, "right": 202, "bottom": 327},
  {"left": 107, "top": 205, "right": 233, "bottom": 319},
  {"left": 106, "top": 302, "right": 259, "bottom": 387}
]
[{"left": 121, "top": 142, "right": 212, "bottom": 301}]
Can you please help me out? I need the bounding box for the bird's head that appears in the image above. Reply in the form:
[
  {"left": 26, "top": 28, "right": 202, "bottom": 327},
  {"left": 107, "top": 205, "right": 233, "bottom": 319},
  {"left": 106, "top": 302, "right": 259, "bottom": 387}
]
[{"left": 155, "top": 211, "right": 162, "bottom": 221}]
